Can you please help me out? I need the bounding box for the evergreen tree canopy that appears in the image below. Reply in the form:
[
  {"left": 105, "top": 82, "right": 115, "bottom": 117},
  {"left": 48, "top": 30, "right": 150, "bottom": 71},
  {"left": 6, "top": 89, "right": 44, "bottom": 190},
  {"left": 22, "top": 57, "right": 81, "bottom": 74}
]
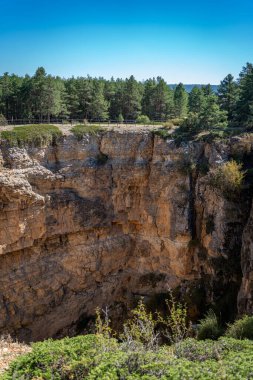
[{"left": 217, "top": 74, "right": 238, "bottom": 121}]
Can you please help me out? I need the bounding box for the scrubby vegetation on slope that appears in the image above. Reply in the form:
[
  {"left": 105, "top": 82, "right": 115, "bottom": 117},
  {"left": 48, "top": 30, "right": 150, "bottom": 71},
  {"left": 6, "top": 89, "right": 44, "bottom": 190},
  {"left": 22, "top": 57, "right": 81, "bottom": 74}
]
[
  {"left": 3, "top": 300, "right": 253, "bottom": 379},
  {"left": 1, "top": 125, "right": 62, "bottom": 147}
]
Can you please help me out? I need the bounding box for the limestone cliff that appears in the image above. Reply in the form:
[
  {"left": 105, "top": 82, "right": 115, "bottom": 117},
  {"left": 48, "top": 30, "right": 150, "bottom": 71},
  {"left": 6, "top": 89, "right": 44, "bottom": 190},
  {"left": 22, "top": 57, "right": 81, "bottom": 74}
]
[{"left": 0, "top": 129, "right": 252, "bottom": 341}]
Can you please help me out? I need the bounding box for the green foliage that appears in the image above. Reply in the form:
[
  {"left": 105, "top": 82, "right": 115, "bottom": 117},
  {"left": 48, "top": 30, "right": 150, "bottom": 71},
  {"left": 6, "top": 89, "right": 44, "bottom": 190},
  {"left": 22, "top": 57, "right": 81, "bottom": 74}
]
[
  {"left": 71, "top": 124, "right": 105, "bottom": 139},
  {"left": 117, "top": 113, "right": 124, "bottom": 122},
  {"left": 168, "top": 117, "right": 184, "bottom": 126},
  {"left": 122, "top": 75, "right": 142, "bottom": 120},
  {"left": 197, "top": 310, "right": 223, "bottom": 340},
  {"left": 0, "top": 113, "right": 7, "bottom": 126},
  {"left": 226, "top": 315, "right": 253, "bottom": 339},
  {"left": 153, "top": 128, "right": 171, "bottom": 139},
  {"left": 173, "top": 83, "right": 188, "bottom": 118},
  {"left": 233, "top": 63, "right": 253, "bottom": 128},
  {"left": 198, "top": 94, "right": 228, "bottom": 129},
  {"left": 217, "top": 74, "right": 238, "bottom": 122},
  {"left": 1, "top": 124, "right": 62, "bottom": 147},
  {"left": 176, "top": 154, "right": 196, "bottom": 175},
  {"left": 0, "top": 63, "right": 252, "bottom": 132},
  {"left": 89, "top": 80, "right": 109, "bottom": 120},
  {"left": 95, "top": 306, "right": 114, "bottom": 339},
  {"left": 4, "top": 336, "right": 253, "bottom": 379},
  {"left": 188, "top": 86, "right": 205, "bottom": 114},
  {"left": 136, "top": 114, "right": 150, "bottom": 124},
  {"left": 161, "top": 293, "right": 192, "bottom": 344},
  {"left": 209, "top": 160, "right": 245, "bottom": 195},
  {"left": 120, "top": 299, "right": 159, "bottom": 350},
  {"left": 142, "top": 77, "right": 174, "bottom": 121}
]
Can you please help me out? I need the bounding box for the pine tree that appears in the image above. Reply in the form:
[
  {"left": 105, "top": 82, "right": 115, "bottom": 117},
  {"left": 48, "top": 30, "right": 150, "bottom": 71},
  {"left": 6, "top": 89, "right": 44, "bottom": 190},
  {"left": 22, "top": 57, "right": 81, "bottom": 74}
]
[
  {"left": 90, "top": 81, "right": 109, "bottom": 120},
  {"left": 142, "top": 78, "right": 156, "bottom": 119},
  {"left": 65, "top": 78, "right": 80, "bottom": 118},
  {"left": 234, "top": 63, "right": 253, "bottom": 128},
  {"left": 77, "top": 77, "right": 93, "bottom": 120},
  {"left": 122, "top": 75, "right": 142, "bottom": 120},
  {"left": 173, "top": 83, "right": 188, "bottom": 118},
  {"left": 198, "top": 94, "right": 228, "bottom": 129},
  {"left": 151, "top": 77, "right": 174, "bottom": 120},
  {"left": 188, "top": 86, "right": 205, "bottom": 113},
  {"left": 217, "top": 74, "right": 238, "bottom": 122}
]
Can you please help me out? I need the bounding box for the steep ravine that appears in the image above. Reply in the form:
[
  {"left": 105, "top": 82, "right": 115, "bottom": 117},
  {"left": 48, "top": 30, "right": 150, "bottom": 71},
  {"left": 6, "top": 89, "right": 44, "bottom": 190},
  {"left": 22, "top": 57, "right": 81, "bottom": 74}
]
[{"left": 0, "top": 130, "right": 253, "bottom": 342}]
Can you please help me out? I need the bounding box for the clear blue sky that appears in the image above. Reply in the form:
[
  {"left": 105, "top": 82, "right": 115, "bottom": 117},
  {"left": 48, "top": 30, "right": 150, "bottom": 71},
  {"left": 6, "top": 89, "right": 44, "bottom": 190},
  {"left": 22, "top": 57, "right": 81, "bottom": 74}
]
[{"left": 0, "top": 0, "right": 253, "bottom": 83}]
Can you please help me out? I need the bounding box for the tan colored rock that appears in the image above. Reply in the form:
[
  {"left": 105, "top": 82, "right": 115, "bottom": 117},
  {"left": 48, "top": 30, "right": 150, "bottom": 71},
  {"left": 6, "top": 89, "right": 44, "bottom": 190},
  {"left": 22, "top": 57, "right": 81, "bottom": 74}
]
[{"left": 0, "top": 130, "right": 252, "bottom": 341}]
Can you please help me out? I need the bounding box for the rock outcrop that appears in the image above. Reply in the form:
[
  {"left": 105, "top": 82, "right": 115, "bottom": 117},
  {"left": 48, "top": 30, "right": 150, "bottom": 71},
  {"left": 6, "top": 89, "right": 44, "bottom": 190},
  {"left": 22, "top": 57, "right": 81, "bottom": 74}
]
[{"left": 0, "top": 130, "right": 252, "bottom": 341}]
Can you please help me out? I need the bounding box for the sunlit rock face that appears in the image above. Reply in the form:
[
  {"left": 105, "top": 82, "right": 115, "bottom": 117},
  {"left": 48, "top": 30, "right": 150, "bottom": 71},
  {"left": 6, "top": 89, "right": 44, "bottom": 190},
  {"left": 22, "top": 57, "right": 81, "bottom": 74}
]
[{"left": 0, "top": 130, "right": 252, "bottom": 341}]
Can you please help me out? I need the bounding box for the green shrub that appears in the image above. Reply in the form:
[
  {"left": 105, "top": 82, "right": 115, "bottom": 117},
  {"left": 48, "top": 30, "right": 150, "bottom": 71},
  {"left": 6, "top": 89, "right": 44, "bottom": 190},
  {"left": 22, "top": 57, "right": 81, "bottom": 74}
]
[
  {"left": 226, "top": 315, "right": 253, "bottom": 339},
  {"left": 153, "top": 128, "right": 171, "bottom": 139},
  {"left": 163, "top": 121, "right": 174, "bottom": 128},
  {"left": 1, "top": 124, "right": 62, "bottom": 147},
  {"left": 176, "top": 155, "right": 196, "bottom": 175},
  {"left": 209, "top": 160, "right": 245, "bottom": 195},
  {"left": 136, "top": 115, "right": 150, "bottom": 124},
  {"left": 197, "top": 310, "right": 222, "bottom": 340},
  {"left": 169, "top": 117, "right": 185, "bottom": 126},
  {"left": 71, "top": 124, "right": 105, "bottom": 140},
  {"left": 117, "top": 113, "right": 124, "bottom": 123},
  {"left": 120, "top": 299, "right": 159, "bottom": 351},
  {"left": 4, "top": 336, "right": 253, "bottom": 379},
  {"left": 161, "top": 294, "right": 192, "bottom": 344},
  {"left": 0, "top": 113, "right": 7, "bottom": 126}
]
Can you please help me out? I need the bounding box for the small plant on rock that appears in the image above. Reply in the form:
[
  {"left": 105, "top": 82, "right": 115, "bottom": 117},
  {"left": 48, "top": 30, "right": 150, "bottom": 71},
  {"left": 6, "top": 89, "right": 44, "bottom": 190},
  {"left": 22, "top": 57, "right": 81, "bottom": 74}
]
[{"left": 209, "top": 160, "right": 245, "bottom": 196}]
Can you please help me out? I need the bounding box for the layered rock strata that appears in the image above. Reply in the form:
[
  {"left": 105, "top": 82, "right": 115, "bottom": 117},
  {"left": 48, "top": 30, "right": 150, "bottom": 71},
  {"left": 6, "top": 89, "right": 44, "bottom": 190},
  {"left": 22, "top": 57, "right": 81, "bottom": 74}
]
[{"left": 0, "top": 130, "right": 252, "bottom": 341}]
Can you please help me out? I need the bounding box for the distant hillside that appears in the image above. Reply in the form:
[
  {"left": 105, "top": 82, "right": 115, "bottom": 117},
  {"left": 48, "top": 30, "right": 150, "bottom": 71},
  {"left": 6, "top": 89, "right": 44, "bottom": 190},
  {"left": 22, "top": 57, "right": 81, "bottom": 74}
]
[{"left": 169, "top": 84, "right": 219, "bottom": 93}]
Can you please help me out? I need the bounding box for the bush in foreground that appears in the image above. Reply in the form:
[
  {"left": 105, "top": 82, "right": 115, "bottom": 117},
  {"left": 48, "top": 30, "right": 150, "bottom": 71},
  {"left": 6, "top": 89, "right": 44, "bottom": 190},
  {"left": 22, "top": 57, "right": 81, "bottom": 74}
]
[
  {"left": 1, "top": 125, "right": 62, "bottom": 147},
  {"left": 3, "top": 336, "right": 253, "bottom": 379}
]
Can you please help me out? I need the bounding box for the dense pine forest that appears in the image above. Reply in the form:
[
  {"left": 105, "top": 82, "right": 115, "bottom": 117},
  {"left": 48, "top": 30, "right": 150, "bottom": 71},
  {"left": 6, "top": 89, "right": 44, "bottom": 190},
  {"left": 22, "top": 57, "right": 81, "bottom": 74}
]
[{"left": 0, "top": 63, "right": 253, "bottom": 131}]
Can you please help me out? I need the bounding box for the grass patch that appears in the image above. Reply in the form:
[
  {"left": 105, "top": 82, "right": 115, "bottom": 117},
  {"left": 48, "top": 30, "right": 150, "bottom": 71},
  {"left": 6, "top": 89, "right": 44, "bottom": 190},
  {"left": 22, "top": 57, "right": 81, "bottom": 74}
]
[
  {"left": 1, "top": 125, "right": 62, "bottom": 147},
  {"left": 71, "top": 124, "right": 105, "bottom": 140}
]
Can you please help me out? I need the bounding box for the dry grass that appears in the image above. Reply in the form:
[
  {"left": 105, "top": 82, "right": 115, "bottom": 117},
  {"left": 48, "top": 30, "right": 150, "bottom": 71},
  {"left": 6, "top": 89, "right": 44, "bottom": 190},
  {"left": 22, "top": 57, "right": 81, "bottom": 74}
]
[{"left": 0, "top": 335, "right": 31, "bottom": 374}]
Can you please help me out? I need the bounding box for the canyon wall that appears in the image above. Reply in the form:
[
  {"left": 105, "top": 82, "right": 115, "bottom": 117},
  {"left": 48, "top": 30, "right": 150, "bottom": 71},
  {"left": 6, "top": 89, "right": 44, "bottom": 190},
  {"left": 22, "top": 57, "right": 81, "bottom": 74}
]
[{"left": 0, "top": 129, "right": 252, "bottom": 341}]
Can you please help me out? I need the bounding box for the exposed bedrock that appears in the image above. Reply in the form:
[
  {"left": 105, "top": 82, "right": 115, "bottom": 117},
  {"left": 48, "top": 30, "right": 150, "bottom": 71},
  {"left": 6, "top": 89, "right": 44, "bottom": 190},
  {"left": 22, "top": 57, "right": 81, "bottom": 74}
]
[{"left": 0, "top": 130, "right": 253, "bottom": 341}]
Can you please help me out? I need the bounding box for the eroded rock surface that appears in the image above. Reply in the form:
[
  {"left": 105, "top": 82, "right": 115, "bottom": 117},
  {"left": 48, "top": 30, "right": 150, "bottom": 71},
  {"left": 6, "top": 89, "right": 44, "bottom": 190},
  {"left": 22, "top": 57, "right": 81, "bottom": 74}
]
[{"left": 0, "top": 130, "right": 252, "bottom": 341}]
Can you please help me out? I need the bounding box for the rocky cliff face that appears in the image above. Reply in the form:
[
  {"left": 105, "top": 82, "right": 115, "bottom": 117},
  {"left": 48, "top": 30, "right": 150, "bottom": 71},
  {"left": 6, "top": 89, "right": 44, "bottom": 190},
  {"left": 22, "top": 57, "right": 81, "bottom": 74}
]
[{"left": 0, "top": 129, "right": 253, "bottom": 341}]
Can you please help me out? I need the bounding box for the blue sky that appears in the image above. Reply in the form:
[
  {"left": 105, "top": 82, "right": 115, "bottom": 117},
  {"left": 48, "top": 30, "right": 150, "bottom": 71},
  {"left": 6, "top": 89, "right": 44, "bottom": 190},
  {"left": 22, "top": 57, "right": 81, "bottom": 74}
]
[{"left": 0, "top": 0, "right": 253, "bottom": 83}]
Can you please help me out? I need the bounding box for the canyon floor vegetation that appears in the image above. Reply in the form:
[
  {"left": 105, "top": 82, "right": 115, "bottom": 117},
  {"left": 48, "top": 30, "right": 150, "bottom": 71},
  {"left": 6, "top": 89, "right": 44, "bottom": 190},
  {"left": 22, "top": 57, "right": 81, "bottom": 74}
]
[{"left": 2, "top": 300, "right": 253, "bottom": 380}]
